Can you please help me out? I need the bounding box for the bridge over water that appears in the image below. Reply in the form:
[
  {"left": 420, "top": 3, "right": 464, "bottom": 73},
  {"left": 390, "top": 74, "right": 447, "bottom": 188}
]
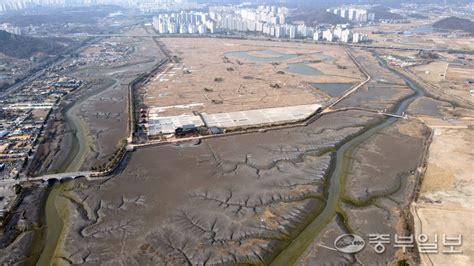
[{"left": 26, "top": 171, "right": 99, "bottom": 182}]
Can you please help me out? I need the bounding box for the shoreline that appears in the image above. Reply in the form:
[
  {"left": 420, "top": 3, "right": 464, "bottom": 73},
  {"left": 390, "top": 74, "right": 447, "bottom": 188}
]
[
  {"left": 270, "top": 52, "right": 426, "bottom": 264},
  {"left": 58, "top": 78, "right": 118, "bottom": 173},
  {"left": 35, "top": 184, "right": 65, "bottom": 265}
]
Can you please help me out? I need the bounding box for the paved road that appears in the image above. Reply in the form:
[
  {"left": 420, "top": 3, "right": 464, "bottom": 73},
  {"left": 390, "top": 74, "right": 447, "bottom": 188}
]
[
  {"left": 0, "top": 37, "right": 101, "bottom": 100},
  {"left": 38, "top": 33, "right": 474, "bottom": 54}
]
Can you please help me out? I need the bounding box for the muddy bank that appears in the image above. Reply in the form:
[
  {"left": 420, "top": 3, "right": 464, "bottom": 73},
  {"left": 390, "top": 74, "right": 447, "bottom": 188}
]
[
  {"left": 296, "top": 214, "right": 354, "bottom": 265},
  {"left": 344, "top": 120, "right": 429, "bottom": 203},
  {"left": 340, "top": 120, "right": 429, "bottom": 264},
  {"left": 0, "top": 184, "right": 48, "bottom": 265},
  {"left": 28, "top": 33, "right": 165, "bottom": 175},
  {"left": 52, "top": 110, "right": 378, "bottom": 264},
  {"left": 275, "top": 49, "right": 428, "bottom": 265},
  {"left": 61, "top": 78, "right": 117, "bottom": 172},
  {"left": 68, "top": 53, "right": 163, "bottom": 170}
]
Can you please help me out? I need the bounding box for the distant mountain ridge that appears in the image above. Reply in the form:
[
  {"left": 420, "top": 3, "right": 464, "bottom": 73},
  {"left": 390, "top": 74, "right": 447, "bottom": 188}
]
[
  {"left": 289, "top": 10, "right": 349, "bottom": 26},
  {"left": 0, "top": 30, "right": 64, "bottom": 59},
  {"left": 433, "top": 17, "right": 474, "bottom": 35}
]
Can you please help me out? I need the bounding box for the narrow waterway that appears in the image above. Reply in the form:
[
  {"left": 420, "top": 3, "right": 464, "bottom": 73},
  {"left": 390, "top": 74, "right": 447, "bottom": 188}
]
[
  {"left": 61, "top": 103, "right": 88, "bottom": 172},
  {"left": 33, "top": 81, "right": 101, "bottom": 265},
  {"left": 271, "top": 56, "right": 425, "bottom": 265},
  {"left": 59, "top": 78, "right": 118, "bottom": 173},
  {"left": 35, "top": 183, "right": 70, "bottom": 265},
  {"left": 33, "top": 78, "right": 118, "bottom": 265}
]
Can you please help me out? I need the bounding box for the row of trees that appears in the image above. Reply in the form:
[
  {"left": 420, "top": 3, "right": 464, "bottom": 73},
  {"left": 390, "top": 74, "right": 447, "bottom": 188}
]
[{"left": 90, "top": 138, "right": 128, "bottom": 173}]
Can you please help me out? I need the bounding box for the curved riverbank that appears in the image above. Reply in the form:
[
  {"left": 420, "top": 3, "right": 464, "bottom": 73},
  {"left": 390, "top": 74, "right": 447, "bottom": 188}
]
[
  {"left": 35, "top": 183, "right": 69, "bottom": 265},
  {"left": 32, "top": 78, "right": 118, "bottom": 265},
  {"left": 61, "top": 101, "right": 90, "bottom": 173},
  {"left": 271, "top": 55, "right": 425, "bottom": 265},
  {"left": 58, "top": 78, "right": 118, "bottom": 173}
]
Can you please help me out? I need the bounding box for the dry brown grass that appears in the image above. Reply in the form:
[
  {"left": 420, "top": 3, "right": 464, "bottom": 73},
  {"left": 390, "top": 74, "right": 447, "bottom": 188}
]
[{"left": 141, "top": 38, "right": 364, "bottom": 116}]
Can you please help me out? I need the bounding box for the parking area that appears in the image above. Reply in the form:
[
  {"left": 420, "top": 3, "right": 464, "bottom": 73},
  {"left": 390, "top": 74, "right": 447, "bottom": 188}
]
[{"left": 201, "top": 104, "right": 322, "bottom": 128}]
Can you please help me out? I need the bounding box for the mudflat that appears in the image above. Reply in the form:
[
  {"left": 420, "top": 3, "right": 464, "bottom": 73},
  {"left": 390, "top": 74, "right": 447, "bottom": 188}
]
[{"left": 56, "top": 110, "right": 377, "bottom": 264}]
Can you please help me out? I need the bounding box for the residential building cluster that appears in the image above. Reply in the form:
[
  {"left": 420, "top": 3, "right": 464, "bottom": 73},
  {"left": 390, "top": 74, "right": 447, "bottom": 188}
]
[
  {"left": 317, "top": 25, "right": 369, "bottom": 43},
  {"left": 326, "top": 7, "right": 375, "bottom": 23},
  {"left": 0, "top": 61, "right": 82, "bottom": 222},
  {"left": 153, "top": 5, "right": 288, "bottom": 35},
  {"left": 0, "top": 73, "right": 82, "bottom": 181},
  {"left": 0, "top": 23, "right": 22, "bottom": 35},
  {"left": 76, "top": 41, "right": 133, "bottom": 67},
  {"left": 153, "top": 5, "right": 369, "bottom": 43},
  {"left": 210, "top": 5, "right": 289, "bottom": 33},
  {"left": 153, "top": 12, "right": 216, "bottom": 34}
]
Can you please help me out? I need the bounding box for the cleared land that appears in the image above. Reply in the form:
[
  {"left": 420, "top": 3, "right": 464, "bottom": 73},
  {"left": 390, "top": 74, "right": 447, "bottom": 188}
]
[
  {"left": 140, "top": 38, "right": 364, "bottom": 117},
  {"left": 376, "top": 48, "right": 474, "bottom": 115},
  {"left": 412, "top": 128, "right": 474, "bottom": 265},
  {"left": 446, "top": 66, "right": 474, "bottom": 81},
  {"left": 357, "top": 20, "right": 474, "bottom": 51},
  {"left": 411, "top": 62, "right": 474, "bottom": 104}
]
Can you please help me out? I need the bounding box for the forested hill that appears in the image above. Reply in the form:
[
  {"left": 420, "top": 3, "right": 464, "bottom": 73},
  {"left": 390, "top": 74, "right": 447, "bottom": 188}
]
[
  {"left": 433, "top": 17, "right": 474, "bottom": 35},
  {"left": 289, "top": 10, "right": 349, "bottom": 26},
  {"left": 0, "top": 30, "right": 64, "bottom": 59}
]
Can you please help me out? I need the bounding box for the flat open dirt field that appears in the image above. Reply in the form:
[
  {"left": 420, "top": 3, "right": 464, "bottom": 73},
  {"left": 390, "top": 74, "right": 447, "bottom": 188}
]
[
  {"left": 358, "top": 20, "right": 474, "bottom": 51},
  {"left": 412, "top": 62, "right": 474, "bottom": 84},
  {"left": 412, "top": 128, "right": 474, "bottom": 265},
  {"left": 411, "top": 61, "right": 447, "bottom": 84},
  {"left": 446, "top": 66, "right": 474, "bottom": 81},
  {"left": 141, "top": 38, "right": 364, "bottom": 116},
  {"left": 411, "top": 61, "right": 474, "bottom": 105}
]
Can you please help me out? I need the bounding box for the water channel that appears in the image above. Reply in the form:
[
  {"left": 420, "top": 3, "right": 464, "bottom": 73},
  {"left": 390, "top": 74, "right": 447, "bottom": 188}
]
[
  {"left": 403, "top": 26, "right": 434, "bottom": 35},
  {"left": 35, "top": 183, "right": 70, "bottom": 265},
  {"left": 33, "top": 78, "right": 118, "bottom": 265},
  {"left": 271, "top": 56, "right": 425, "bottom": 265}
]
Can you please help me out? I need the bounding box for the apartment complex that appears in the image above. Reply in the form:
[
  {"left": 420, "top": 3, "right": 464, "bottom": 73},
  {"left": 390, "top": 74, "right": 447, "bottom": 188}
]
[
  {"left": 327, "top": 7, "right": 376, "bottom": 23},
  {"left": 153, "top": 5, "right": 369, "bottom": 43}
]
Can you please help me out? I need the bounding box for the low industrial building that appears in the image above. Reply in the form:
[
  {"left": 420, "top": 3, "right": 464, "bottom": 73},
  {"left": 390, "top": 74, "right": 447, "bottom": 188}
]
[
  {"left": 146, "top": 104, "right": 322, "bottom": 137},
  {"left": 147, "top": 114, "right": 204, "bottom": 136}
]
